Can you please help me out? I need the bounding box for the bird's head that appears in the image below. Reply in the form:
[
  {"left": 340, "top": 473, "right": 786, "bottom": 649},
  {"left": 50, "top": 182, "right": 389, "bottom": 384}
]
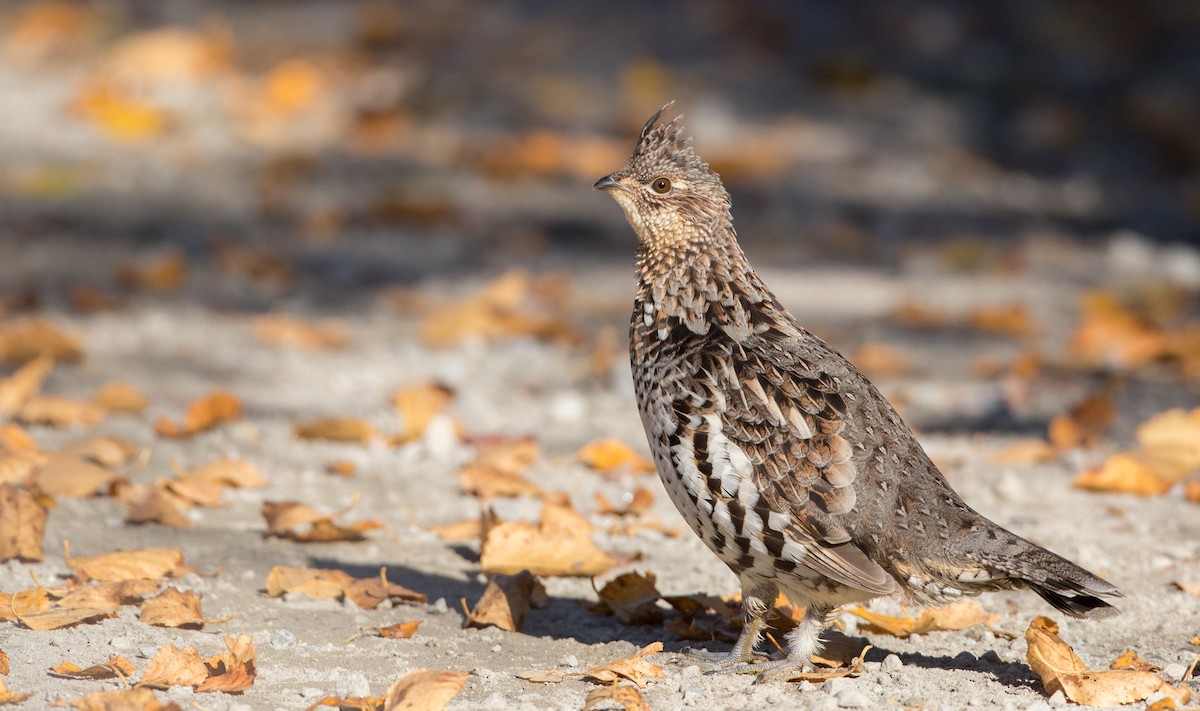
[{"left": 595, "top": 104, "right": 732, "bottom": 254}]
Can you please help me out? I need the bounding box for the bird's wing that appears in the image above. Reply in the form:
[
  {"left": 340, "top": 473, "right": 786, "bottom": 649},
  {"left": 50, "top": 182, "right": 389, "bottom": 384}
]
[{"left": 703, "top": 333, "right": 899, "bottom": 596}]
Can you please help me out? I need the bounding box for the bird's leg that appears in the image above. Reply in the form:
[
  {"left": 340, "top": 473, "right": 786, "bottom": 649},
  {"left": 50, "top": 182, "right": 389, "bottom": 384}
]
[
  {"left": 722, "top": 603, "right": 835, "bottom": 682},
  {"left": 675, "top": 579, "right": 778, "bottom": 668}
]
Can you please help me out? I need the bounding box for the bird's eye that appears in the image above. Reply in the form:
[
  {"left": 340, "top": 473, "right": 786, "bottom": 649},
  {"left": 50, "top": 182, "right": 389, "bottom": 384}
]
[{"left": 651, "top": 178, "right": 672, "bottom": 194}]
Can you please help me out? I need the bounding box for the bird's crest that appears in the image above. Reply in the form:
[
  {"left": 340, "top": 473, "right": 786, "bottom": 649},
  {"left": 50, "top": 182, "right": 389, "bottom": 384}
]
[{"left": 628, "top": 102, "right": 710, "bottom": 178}]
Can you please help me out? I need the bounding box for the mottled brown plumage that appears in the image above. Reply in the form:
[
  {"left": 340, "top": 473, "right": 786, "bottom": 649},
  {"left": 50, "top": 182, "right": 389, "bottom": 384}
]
[{"left": 595, "top": 104, "right": 1120, "bottom": 681}]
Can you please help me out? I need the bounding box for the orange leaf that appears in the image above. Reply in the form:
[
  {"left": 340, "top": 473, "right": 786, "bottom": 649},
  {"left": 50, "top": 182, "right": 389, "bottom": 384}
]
[
  {"left": 1074, "top": 453, "right": 1172, "bottom": 496},
  {"left": 0, "top": 678, "right": 34, "bottom": 705},
  {"left": 16, "top": 395, "right": 106, "bottom": 427},
  {"left": 68, "top": 547, "right": 189, "bottom": 583},
  {"left": 196, "top": 635, "right": 256, "bottom": 693},
  {"left": 1047, "top": 395, "right": 1115, "bottom": 450},
  {"left": 90, "top": 381, "right": 148, "bottom": 413},
  {"left": 140, "top": 587, "right": 205, "bottom": 629},
  {"left": 966, "top": 304, "right": 1037, "bottom": 337},
  {"left": 138, "top": 644, "right": 208, "bottom": 689},
  {"left": 464, "top": 571, "right": 546, "bottom": 632},
  {"left": 481, "top": 498, "right": 617, "bottom": 577},
  {"left": 253, "top": 314, "right": 347, "bottom": 350},
  {"left": 55, "top": 579, "right": 158, "bottom": 611},
  {"left": 0, "top": 355, "right": 53, "bottom": 417},
  {"left": 581, "top": 642, "right": 664, "bottom": 687},
  {"left": 155, "top": 390, "right": 242, "bottom": 438},
  {"left": 592, "top": 571, "right": 663, "bottom": 625},
  {"left": 34, "top": 454, "right": 123, "bottom": 497},
  {"left": 374, "top": 621, "right": 422, "bottom": 639},
  {"left": 393, "top": 382, "right": 456, "bottom": 442},
  {"left": 582, "top": 685, "right": 651, "bottom": 711},
  {"left": 293, "top": 418, "right": 376, "bottom": 443},
  {"left": 383, "top": 669, "right": 469, "bottom": 711},
  {"left": 180, "top": 458, "right": 267, "bottom": 489},
  {"left": 0, "top": 425, "right": 36, "bottom": 453},
  {"left": 114, "top": 250, "right": 186, "bottom": 291},
  {"left": 0, "top": 317, "right": 83, "bottom": 365},
  {"left": 60, "top": 436, "right": 138, "bottom": 467},
  {"left": 0, "top": 484, "right": 48, "bottom": 562},
  {"left": 577, "top": 438, "right": 654, "bottom": 476},
  {"left": 49, "top": 654, "right": 135, "bottom": 680}
]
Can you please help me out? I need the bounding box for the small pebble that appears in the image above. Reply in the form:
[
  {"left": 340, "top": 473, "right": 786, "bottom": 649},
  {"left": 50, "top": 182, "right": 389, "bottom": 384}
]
[
  {"left": 300, "top": 688, "right": 325, "bottom": 699},
  {"left": 882, "top": 654, "right": 903, "bottom": 672},
  {"left": 109, "top": 635, "right": 131, "bottom": 650},
  {"left": 1163, "top": 662, "right": 1187, "bottom": 680},
  {"left": 835, "top": 689, "right": 868, "bottom": 708},
  {"left": 679, "top": 684, "right": 704, "bottom": 702},
  {"left": 491, "top": 644, "right": 502, "bottom": 653},
  {"left": 680, "top": 664, "right": 701, "bottom": 677},
  {"left": 558, "top": 654, "right": 579, "bottom": 668},
  {"left": 272, "top": 629, "right": 297, "bottom": 649},
  {"left": 430, "top": 597, "right": 449, "bottom": 614},
  {"left": 139, "top": 647, "right": 158, "bottom": 660},
  {"left": 252, "top": 631, "right": 272, "bottom": 646},
  {"left": 334, "top": 670, "right": 371, "bottom": 698}
]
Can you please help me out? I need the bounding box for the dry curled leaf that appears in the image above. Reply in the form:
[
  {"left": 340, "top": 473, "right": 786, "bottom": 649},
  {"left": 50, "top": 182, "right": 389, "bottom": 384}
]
[
  {"left": 0, "top": 649, "right": 7, "bottom": 676},
  {"left": 126, "top": 486, "right": 191, "bottom": 528},
  {"left": 293, "top": 418, "right": 377, "bottom": 444},
  {"left": 196, "top": 635, "right": 256, "bottom": 693},
  {"left": 34, "top": 453, "right": 123, "bottom": 497},
  {"left": 262, "top": 499, "right": 383, "bottom": 542},
  {"left": 68, "top": 547, "right": 189, "bottom": 583},
  {"left": 481, "top": 498, "right": 617, "bottom": 577},
  {"left": 420, "top": 269, "right": 578, "bottom": 348},
  {"left": 850, "top": 342, "right": 910, "bottom": 378},
  {"left": 16, "top": 395, "right": 106, "bottom": 427},
  {"left": 265, "top": 566, "right": 424, "bottom": 608},
  {"left": 0, "top": 585, "right": 50, "bottom": 620},
  {"left": 115, "top": 250, "right": 187, "bottom": 292},
  {"left": 140, "top": 587, "right": 205, "bottom": 629},
  {"left": 0, "top": 355, "right": 52, "bottom": 416},
  {"left": 73, "top": 688, "right": 164, "bottom": 711},
  {"left": 0, "top": 317, "right": 83, "bottom": 365},
  {"left": 371, "top": 621, "right": 422, "bottom": 639},
  {"left": 577, "top": 438, "right": 654, "bottom": 476},
  {"left": 253, "top": 314, "right": 348, "bottom": 350},
  {"left": 582, "top": 684, "right": 651, "bottom": 711},
  {"left": 1074, "top": 453, "right": 1172, "bottom": 497},
  {"left": 594, "top": 488, "right": 655, "bottom": 517},
  {"left": 155, "top": 390, "right": 242, "bottom": 438},
  {"left": 989, "top": 439, "right": 1057, "bottom": 466},
  {"left": 966, "top": 304, "right": 1037, "bottom": 337},
  {"left": 138, "top": 644, "right": 209, "bottom": 689},
  {"left": 1066, "top": 291, "right": 1170, "bottom": 369},
  {"left": 55, "top": 579, "right": 159, "bottom": 611},
  {"left": 383, "top": 668, "right": 469, "bottom": 711},
  {"left": 393, "top": 382, "right": 456, "bottom": 443},
  {"left": 581, "top": 642, "right": 664, "bottom": 687},
  {"left": 590, "top": 571, "right": 663, "bottom": 625},
  {"left": 90, "top": 381, "right": 148, "bottom": 413},
  {"left": 180, "top": 457, "right": 267, "bottom": 489},
  {"left": 50, "top": 655, "right": 135, "bottom": 681},
  {"left": 848, "top": 601, "right": 999, "bottom": 638},
  {"left": 0, "top": 677, "right": 31, "bottom": 705},
  {"left": 0, "top": 425, "right": 36, "bottom": 453},
  {"left": 1048, "top": 395, "right": 1115, "bottom": 450},
  {"left": 459, "top": 439, "right": 543, "bottom": 498},
  {"left": 464, "top": 570, "right": 546, "bottom": 632},
  {"left": 0, "top": 484, "right": 48, "bottom": 562},
  {"left": 1025, "top": 616, "right": 1184, "bottom": 706},
  {"left": 61, "top": 436, "right": 138, "bottom": 467}
]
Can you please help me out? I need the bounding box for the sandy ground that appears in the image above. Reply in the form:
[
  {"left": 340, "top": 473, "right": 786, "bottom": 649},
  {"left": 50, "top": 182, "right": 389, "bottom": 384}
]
[{"left": 2, "top": 232, "right": 1199, "bottom": 711}]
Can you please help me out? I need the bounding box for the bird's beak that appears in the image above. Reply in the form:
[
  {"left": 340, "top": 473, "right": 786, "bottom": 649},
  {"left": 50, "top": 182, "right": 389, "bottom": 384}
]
[{"left": 593, "top": 174, "right": 622, "bottom": 192}]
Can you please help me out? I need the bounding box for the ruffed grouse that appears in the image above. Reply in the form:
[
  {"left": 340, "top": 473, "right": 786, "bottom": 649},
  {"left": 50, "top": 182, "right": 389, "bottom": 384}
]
[{"left": 595, "top": 105, "right": 1120, "bottom": 681}]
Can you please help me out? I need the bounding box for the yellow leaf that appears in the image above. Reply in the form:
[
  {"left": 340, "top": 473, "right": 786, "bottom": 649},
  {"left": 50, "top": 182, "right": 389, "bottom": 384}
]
[
  {"left": 1074, "top": 453, "right": 1171, "bottom": 496},
  {"left": 383, "top": 668, "right": 469, "bottom": 711},
  {"left": 581, "top": 642, "right": 664, "bottom": 687},
  {"left": 481, "top": 498, "right": 617, "bottom": 577},
  {"left": 577, "top": 438, "right": 655, "bottom": 476}
]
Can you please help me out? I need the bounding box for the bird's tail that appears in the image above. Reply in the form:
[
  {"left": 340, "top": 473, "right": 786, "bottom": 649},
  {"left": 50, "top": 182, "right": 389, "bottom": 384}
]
[{"left": 968, "top": 525, "right": 1123, "bottom": 619}]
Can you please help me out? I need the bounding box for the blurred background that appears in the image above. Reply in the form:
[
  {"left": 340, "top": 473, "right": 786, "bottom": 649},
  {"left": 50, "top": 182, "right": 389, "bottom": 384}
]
[{"left": 1, "top": 0, "right": 1198, "bottom": 280}]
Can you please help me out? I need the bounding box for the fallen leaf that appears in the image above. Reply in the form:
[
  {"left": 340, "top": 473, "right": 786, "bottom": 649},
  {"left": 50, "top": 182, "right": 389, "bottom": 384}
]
[
  {"left": 967, "top": 304, "right": 1037, "bottom": 337},
  {"left": 369, "top": 621, "right": 422, "bottom": 639},
  {"left": 343, "top": 569, "right": 426, "bottom": 609},
  {"left": 459, "top": 439, "right": 543, "bottom": 498},
  {"left": 1048, "top": 395, "right": 1115, "bottom": 450},
  {"left": 1066, "top": 291, "right": 1172, "bottom": 369},
  {"left": 848, "top": 601, "right": 998, "bottom": 638},
  {"left": 73, "top": 688, "right": 164, "bottom": 711},
  {"left": 115, "top": 250, "right": 186, "bottom": 292},
  {"left": 581, "top": 642, "right": 664, "bottom": 687},
  {"left": 578, "top": 438, "right": 654, "bottom": 476},
  {"left": 253, "top": 314, "right": 347, "bottom": 350},
  {"left": 784, "top": 644, "right": 871, "bottom": 683},
  {"left": 155, "top": 390, "right": 242, "bottom": 438},
  {"left": 50, "top": 655, "right": 135, "bottom": 681},
  {"left": 393, "top": 382, "right": 456, "bottom": 442},
  {"left": 34, "top": 454, "right": 123, "bottom": 496},
  {"left": 0, "top": 484, "right": 47, "bottom": 562},
  {"left": 0, "top": 585, "right": 50, "bottom": 620},
  {"left": 55, "top": 579, "right": 159, "bottom": 610},
  {"left": 196, "top": 635, "right": 256, "bottom": 693},
  {"left": 126, "top": 486, "right": 191, "bottom": 528},
  {"left": 0, "top": 317, "right": 83, "bottom": 365},
  {"left": 68, "top": 547, "right": 189, "bottom": 583},
  {"left": 1110, "top": 650, "right": 1157, "bottom": 672},
  {"left": 515, "top": 670, "right": 565, "bottom": 684},
  {"left": 293, "top": 418, "right": 376, "bottom": 444},
  {"left": 0, "top": 450, "right": 46, "bottom": 486},
  {"left": 850, "top": 342, "right": 910, "bottom": 378},
  {"left": 383, "top": 669, "right": 469, "bottom": 711},
  {"left": 594, "top": 488, "right": 655, "bottom": 517},
  {"left": 16, "top": 395, "right": 106, "bottom": 427},
  {"left": 1074, "top": 453, "right": 1171, "bottom": 496},
  {"left": 893, "top": 301, "right": 950, "bottom": 329},
  {"left": 71, "top": 82, "right": 169, "bottom": 143},
  {"left": 262, "top": 499, "right": 383, "bottom": 542},
  {"left": 60, "top": 436, "right": 138, "bottom": 467},
  {"left": 325, "top": 460, "right": 357, "bottom": 477},
  {"left": 1171, "top": 582, "right": 1200, "bottom": 596},
  {"left": 180, "top": 458, "right": 267, "bottom": 489},
  {"left": 0, "top": 677, "right": 31, "bottom": 705},
  {"left": 591, "top": 571, "right": 663, "bottom": 625},
  {"left": 582, "top": 684, "right": 650, "bottom": 711},
  {"left": 1025, "top": 616, "right": 1183, "bottom": 705},
  {"left": 0, "top": 425, "right": 36, "bottom": 453},
  {"left": 1135, "top": 407, "right": 1200, "bottom": 480},
  {"left": 15, "top": 605, "right": 114, "bottom": 631},
  {"left": 0, "top": 355, "right": 52, "bottom": 416},
  {"left": 140, "top": 587, "right": 204, "bottom": 629},
  {"left": 0, "top": 649, "right": 7, "bottom": 675},
  {"left": 162, "top": 477, "right": 223, "bottom": 507},
  {"left": 464, "top": 570, "right": 546, "bottom": 632},
  {"left": 138, "top": 644, "right": 208, "bottom": 689},
  {"left": 90, "top": 381, "right": 148, "bottom": 413},
  {"left": 420, "top": 269, "right": 578, "bottom": 348},
  {"left": 1187, "top": 482, "right": 1200, "bottom": 503},
  {"left": 989, "top": 439, "right": 1057, "bottom": 466},
  {"left": 481, "top": 498, "right": 617, "bottom": 577},
  {"left": 265, "top": 566, "right": 424, "bottom": 608},
  {"left": 68, "top": 285, "right": 121, "bottom": 313}
]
